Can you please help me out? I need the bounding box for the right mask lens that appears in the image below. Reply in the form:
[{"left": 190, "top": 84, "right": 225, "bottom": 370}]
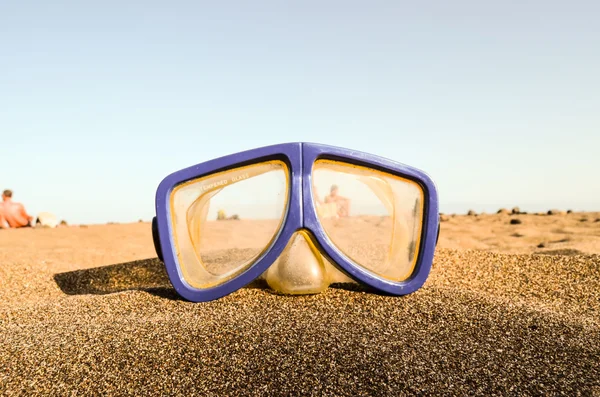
[
  {"left": 311, "top": 159, "right": 425, "bottom": 282},
  {"left": 169, "top": 160, "right": 289, "bottom": 289}
]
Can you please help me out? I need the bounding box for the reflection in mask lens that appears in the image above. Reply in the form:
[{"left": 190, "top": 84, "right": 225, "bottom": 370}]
[
  {"left": 312, "top": 159, "right": 424, "bottom": 281},
  {"left": 170, "top": 161, "right": 289, "bottom": 289}
]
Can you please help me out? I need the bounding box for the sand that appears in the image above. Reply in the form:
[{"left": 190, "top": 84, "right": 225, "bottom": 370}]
[
  {"left": 438, "top": 211, "right": 600, "bottom": 256},
  {"left": 1, "top": 213, "right": 599, "bottom": 395}
]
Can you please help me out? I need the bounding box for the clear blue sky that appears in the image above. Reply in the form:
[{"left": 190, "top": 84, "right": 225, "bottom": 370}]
[{"left": 1, "top": 1, "right": 598, "bottom": 224}]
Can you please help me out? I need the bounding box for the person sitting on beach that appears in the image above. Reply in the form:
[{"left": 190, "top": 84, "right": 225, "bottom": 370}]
[
  {"left": 324, "top": 184, "right": 350, "bottom": 217},
  {"left": 0, "top": 189, "right": 34, "bottom": 229}
]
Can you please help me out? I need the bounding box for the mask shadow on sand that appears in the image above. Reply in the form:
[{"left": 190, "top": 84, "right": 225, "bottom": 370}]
[{"left": 53, "top": 257, "right": 373, "bottom": 301}]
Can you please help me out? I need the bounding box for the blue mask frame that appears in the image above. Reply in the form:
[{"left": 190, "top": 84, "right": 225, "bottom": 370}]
[{"left": 152, "top": 142, "right": 439, "bottom": 302}]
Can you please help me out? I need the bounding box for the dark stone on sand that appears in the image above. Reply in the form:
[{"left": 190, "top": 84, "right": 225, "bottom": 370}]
[
  {"left": 511, "top": 207, "right": 520, "bottom": 214},
  {"left": 534, "top": 248, "right": 585, "bottom": 256},
  {"left": 497, "top": 208, "right": 510, "bottom": 215},
  {"left": 510, "top": 219, "right": 522, "bottom": 225},
  {"left": 547, "top": 209, "right": 566, "bottom": 216},
  {"left": 60, "top": 220, "right": 68, "bottom": 226},
  {"left": 467, "top": 210, "right": 477, "bottom": 216},
  {"left": 567, "top": 209, "right": 573, "bottom": 214},
  {"left": 537, "top": 243, "right": 546, "bottom": 248}
]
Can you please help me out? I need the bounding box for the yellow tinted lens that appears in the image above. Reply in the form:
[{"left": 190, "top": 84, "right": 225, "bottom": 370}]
[
  {"left": 170, "top": 160, "right": 289, "bottom": 289},
  {"left": 312, "top": 159, "right": 424, "bottom": 281}
]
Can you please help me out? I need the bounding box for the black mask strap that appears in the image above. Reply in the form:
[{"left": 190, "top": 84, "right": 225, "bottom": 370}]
[
  {"left": 436, "top": 216, "right": 441, "bottom": 246},
  {"left": 152, "top": 217, "right": 164, "bottom": 262}
]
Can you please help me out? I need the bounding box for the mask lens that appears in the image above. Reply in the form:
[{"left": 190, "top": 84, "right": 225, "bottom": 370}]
[
  {"left": 312, "top": 159, "right": 424, "bottom": 281},
  {"left": 169, "top": 160, "right": 289, "bottom": 289}
]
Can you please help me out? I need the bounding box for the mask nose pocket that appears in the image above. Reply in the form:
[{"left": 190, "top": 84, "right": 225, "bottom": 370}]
[{"left": 264, "top": 229, "right": 331, "bottom": 295}]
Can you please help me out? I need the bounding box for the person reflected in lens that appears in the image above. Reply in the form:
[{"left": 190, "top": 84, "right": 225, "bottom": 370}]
[
  {"left": 313, "top": 184, "right": 338, "bottom": 219},
  {"left": 324, "top": 184, "right": 351, "bottom": 217}
]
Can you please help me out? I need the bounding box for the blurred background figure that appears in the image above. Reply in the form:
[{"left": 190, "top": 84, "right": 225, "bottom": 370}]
[
  {"left": 0, "top": 189, "right": 34, "bottom": 229},
  {"left": 36, "top": 212, "right": 60, "bottom": 228},
  {"left": 324, "top": 185, "right": 351, "bottom": 217},
  {"left": 216, "top": 209, "right": 240, "bottom": 221}
]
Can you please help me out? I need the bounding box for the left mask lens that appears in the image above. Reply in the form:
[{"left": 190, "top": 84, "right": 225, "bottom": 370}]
[{"left": 169, "top": 160, "right": 289, "bottom": 289}]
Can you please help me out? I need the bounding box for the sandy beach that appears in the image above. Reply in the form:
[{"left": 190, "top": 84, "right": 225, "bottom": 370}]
[{"left": 1, "top": 212, "right": 599, "bottom": 395}]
